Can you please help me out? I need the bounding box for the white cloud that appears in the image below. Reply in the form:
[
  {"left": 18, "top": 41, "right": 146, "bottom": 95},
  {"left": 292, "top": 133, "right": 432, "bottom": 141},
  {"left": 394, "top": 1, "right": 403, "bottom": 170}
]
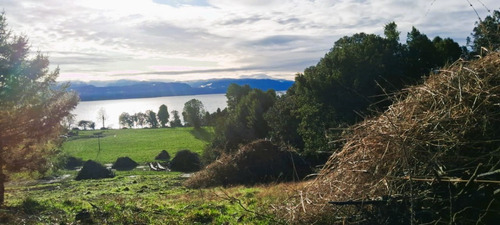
[{"left": 0, "top": 0, "right": 498, "bottom": 82}]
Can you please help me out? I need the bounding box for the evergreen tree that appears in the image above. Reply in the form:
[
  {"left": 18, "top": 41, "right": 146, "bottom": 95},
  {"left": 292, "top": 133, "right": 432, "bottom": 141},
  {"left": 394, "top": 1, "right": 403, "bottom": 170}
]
[{"left": 0, "top": 13, "right": 79, "bottom": 204}]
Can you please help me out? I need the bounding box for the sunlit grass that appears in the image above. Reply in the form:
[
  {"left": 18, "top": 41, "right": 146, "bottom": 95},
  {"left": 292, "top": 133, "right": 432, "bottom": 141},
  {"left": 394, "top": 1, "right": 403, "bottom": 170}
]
[
  {"left": 62, "top": 127, "right": 213, "bottom": 164},
  {"left": 4, "top": 169, "right": 282, "bottom": 224}
]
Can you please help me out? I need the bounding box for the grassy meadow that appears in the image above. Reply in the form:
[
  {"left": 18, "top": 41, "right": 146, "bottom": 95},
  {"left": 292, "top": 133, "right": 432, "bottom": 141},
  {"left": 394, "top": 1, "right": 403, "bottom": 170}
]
[
  {"left": 63, "top": 127, "right": 214, "bottom": 164},
  {"left": 3, "top": 126, "right": 286, "bottom": 224},
  {"left": 4, "top": 171, "right": 282, "bottom": 224}
]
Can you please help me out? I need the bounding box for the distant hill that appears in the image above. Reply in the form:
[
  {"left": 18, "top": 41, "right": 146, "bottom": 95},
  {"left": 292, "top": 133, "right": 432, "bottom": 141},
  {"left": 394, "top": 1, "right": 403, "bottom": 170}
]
[{"left": 68, "top": 78, "right": 294, "bottom": 101}]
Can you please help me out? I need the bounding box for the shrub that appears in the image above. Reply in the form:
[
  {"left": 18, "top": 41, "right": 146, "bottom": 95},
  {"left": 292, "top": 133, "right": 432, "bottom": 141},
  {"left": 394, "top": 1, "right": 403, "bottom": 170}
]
[
  {"left": 75, "top": 160, "right": 114, "bottom": 180},
  {"left": 170, "top": 150, "right": 201, "bottom": 172}
]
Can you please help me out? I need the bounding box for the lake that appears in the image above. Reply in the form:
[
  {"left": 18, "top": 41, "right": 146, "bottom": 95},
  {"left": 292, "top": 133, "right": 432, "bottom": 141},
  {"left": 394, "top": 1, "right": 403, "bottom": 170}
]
[{"left": 72, "top": 93, "right": 227, "bottom": 129}]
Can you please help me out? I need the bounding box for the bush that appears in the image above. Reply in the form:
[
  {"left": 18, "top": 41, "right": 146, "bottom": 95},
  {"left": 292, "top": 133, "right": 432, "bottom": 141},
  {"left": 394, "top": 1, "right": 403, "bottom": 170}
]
[
  {"left": 111, "top": 157, "right": 138, "bottom": 171},
  {"left": 185, "top": 140, "right": 312, "bottom": 188},
  {"left": 155, "top": 150, "right": 171, "bottom": 161},
  {"left": 170, "top": 150, "right": 201, "bottom": 172},
  {"left": 75, "top": 160, "right": 114, "bottom": 180}
]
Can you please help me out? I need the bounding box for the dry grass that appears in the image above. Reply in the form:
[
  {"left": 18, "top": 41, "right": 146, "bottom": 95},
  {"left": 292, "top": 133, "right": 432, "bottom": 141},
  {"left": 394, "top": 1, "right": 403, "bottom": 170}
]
[{"left": 278, "top": 53, "right": 500, "bottom": 224}]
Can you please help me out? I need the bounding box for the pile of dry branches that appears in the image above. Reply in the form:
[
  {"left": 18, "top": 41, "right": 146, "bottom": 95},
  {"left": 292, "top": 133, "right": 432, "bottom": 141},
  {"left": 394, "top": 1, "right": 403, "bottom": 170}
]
[
  {"left": 280, "top": 53, "right": 500, "bottom": 224},
  {"left": 185, "top": 140, "right": 311, "bottom": 188}
]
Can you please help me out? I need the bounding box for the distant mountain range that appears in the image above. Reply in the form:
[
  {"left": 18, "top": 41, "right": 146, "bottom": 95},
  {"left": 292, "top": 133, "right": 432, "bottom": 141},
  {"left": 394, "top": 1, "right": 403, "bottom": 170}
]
[{"left": 67, "top": 78, "right": 294, "bottom": 101}]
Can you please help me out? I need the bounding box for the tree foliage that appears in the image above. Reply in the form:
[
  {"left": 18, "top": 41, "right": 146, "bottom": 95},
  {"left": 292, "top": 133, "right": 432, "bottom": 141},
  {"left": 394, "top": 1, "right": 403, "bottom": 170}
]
[
  {"left": 203, "top": 84, "right": 276, "bottom": 163},
  {"left": 0, "top": 13, "right": 79, "bottom": 204},
  {"left": 265, "top": 22, "right": 464, "bottom": 162},
  {"left": 145, "top": 110, "right": 159, "bottom": 128},
  {"left": 78, "top": 120, "right": 94, "bottom": 130},
  {"left": 169, "top": 110, "right": 183, "bottom": 127},
  {"left": 157, "top": 104, "right": 169, "bottom": 128},
  {"left": 118, "top": 112, "right": 133, "bottom": 128},
  {"left": 470, "top": 9, "right": 500, "bottom": 53},
  {"left": 183, "top": 99, "right": 205, "bottom": 129}
]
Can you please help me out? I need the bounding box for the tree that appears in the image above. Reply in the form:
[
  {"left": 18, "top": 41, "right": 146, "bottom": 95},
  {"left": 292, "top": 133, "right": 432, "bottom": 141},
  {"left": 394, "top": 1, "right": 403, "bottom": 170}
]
[
  {"left": 405, "top": 27, "right": 438, "bottom": 78},
  {"left": 118, "top": 112, "right": 134, "bottom": 128},
  {"left": 0, "top": 13, "right": 79, "bottom": 205},
  {"left": 145, "top": 110, "right": 159, "bottom": 128},
  {"left": 432, "top": 36, "right": 463, "bottom": 65},
  {"left": 203, "top": 85, "right": 276, "bottom": 162},
  {"left": 170, "top": 110, "right": 183, "bottom": 127},
  {"left": 133, "top": 112, "right": 147, "bottom": 128},
  {"left": 78, "top": 120, "right": 93, "bottom": 130},
  {"left": 97, "top": 108, "right": 108, "bottom": 129},
  {"left": 61, "top": 113, "right": 76, "bottom": 130},
  {"left": 470, "top": 9, "right": 500, "bottom": 53},
  {"left": 226, "top": 84, "right": 251, "bottom": 111},
  {"left": 157, "top": 104, "right": 170, "bottom": 128},
  {"left": 183, "top": 99, "right": 205, "bottom": 129},
  {"left": 384, "top": 21, "right": 400, "bottom": 43}
]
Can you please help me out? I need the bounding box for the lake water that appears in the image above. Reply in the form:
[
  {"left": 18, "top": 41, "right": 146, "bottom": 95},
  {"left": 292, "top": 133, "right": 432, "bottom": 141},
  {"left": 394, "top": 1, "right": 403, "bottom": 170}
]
[{"left": 72, "top": 93, "right": 227, "bottom": 129}]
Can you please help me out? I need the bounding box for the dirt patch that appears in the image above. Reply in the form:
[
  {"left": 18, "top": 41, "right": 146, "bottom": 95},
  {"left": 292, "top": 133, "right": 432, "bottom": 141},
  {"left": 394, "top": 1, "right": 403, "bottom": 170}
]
[{"left": 185, "top": 140, "right": 312, "bottom": 188}]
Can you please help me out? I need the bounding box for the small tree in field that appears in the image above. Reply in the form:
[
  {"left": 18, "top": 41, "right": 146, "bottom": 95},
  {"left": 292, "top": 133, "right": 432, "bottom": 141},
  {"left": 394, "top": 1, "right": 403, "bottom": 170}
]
[
  {"left": 0, "top": 13, "right": 79, "bottom": 205},
  {"left": 78, "top": 120, "right": 93, "bottom": 130},
  {"left": 146, "top": 110, "right": 159, "bottom": 128},
  {"left": 119, "top": 112, "right": 134, "bottom": 128},
  {"left": 170, "top": 110, "right": 183, "bottom": 127},
  {"left": 157, "top": 104, "right": 170, "bottom": 128},
  {"left": 183, "top": 99, "right": 205, "bottom": 129},
  {"left": 97, "top": 107, "right": 108, "bottom": 129}
]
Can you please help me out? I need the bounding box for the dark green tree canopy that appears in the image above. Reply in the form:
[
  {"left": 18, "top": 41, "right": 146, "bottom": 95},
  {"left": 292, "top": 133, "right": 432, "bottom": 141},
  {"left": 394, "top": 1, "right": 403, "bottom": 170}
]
[
  {"left": 265, "top": 22, "right": 463, "bottom": 160},
  {"left": 145, "top": 110, "right": 159, "bottom": 128},
  {"left": 169, "top": 110, "right": 183, "bottom": 127},
  {"left": 203, "top": 84, "right": 276, "bottom": 163},
  {"left": 118, "top": 112, "right": 134, "bottom": 128},
  {"left": 157, "top": 104, "right": 170, "bottom": 128},
  {"left": 470, "top": 9, "right": 500, "bottom": 53},
  {"left": 183, "top": 99, "right": 205, "bottom": 129}
]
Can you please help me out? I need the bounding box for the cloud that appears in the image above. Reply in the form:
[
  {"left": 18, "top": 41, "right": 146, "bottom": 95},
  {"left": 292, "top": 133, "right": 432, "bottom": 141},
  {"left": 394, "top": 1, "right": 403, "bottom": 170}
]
[
  {"left": 153, "top": 0, "right": 211, "bottom": 7},
  {"left": 0, "top": 0, "right": 497, "bottom": 83}
]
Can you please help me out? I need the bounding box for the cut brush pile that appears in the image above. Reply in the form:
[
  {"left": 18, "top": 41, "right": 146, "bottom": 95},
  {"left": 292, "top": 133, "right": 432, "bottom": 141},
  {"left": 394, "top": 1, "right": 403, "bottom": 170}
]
[
  {"left": 280, "top": 53, "right": 500, "bottom": 224},
  {"left": 185, "top": 140, "right": 312, "bottom": 188}
]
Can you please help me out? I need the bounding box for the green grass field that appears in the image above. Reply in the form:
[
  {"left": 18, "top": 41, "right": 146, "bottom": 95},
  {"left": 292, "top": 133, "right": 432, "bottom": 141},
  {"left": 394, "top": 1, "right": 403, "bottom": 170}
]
[
  {"left": 63, "top": 127, "right": 214, "bottom": 164},
  {"left": 3, "top": 127, "right": 283, "bottom": 224},
  {"left": 4, "top": 171, "right": 280, "bottom": 224}
]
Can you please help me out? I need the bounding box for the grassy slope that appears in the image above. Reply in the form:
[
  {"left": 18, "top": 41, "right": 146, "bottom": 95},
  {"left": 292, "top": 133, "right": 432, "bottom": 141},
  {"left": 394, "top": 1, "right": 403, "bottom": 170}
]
[{"left": 63, "top": 127, "right": 213, "bottom": 164}]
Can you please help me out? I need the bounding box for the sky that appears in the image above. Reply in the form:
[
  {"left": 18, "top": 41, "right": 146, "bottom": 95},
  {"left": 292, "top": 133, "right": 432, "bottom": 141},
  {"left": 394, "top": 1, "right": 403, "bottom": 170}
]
[{"left": 1, "top": 0, "right": 498, "bottom": 82}]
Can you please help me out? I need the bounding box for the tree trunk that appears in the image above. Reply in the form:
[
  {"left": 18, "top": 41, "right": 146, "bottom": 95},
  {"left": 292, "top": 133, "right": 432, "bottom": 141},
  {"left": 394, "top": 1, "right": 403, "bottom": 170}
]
[{"left": 0, "top": 161, "right": 5, "bottom": 206}]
